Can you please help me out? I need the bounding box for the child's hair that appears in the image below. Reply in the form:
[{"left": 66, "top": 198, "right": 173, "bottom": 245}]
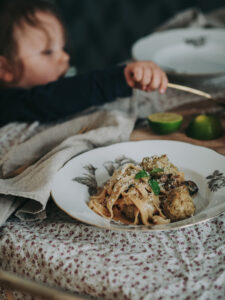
[{"left": 0, "top": 0, "right": 67, "bottom": 85}]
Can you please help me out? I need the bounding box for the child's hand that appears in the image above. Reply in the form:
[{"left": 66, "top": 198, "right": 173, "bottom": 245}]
[{"left": 124, "top": 61, "right": 168, "bottom": 94}]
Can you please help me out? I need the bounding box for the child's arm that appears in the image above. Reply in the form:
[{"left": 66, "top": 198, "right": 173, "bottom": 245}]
[
  {"left": 0, "top": 65, "right": 131, "bottom": 124},
  {"left": 124, "top": 61, "right": 168, "bottom": 94},
  {"left": 0, "top": 63, "right": 167, "bottom": 125}
]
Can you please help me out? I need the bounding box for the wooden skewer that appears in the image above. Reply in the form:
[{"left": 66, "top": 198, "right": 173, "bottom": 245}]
[
  {"left": 0, "top": 269, "right": 90, "bottom": 300},
  {"left": 167, "top": 82, "right": 212, "bottom": 99}
]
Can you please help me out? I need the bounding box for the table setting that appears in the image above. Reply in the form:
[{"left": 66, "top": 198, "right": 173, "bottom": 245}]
[{"left": 1, "top": 6, "right": 225, "bottom": 300}]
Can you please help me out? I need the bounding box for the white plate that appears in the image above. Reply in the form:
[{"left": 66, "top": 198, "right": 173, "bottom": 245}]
[
  {"left": 51, "top": 140, "right": 225, "bottom": 231},
  {"left": 132, "top": 28, "right": 225, "bottom": 79}
]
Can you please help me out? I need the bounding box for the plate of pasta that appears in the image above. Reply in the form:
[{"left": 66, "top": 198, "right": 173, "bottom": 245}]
[{"left": 51, "top": 140, "right": 225, "bottom": 231}]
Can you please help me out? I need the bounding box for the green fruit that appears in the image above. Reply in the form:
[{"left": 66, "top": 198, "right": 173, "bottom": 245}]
[
  {"left": 148, "top": 112, "right": 183, "bottom": 134},
  {"left": 186, "top": 114, "right": 223, "bottom": 140}
]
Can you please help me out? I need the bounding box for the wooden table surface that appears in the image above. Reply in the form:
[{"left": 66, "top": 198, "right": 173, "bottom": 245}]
[{"left": 130, "top": 100, "right": 225, "bottom": 156}]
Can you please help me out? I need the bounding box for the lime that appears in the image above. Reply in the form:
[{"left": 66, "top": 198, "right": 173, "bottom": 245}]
[
  {"left": 148, "top": 112, "right": 183, "bottom": 134},
  {"left": 186, "top": 114, "right": 223, "bottom": 140}
]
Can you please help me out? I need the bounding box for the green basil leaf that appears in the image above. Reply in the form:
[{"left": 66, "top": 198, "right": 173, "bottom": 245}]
[
  {"left": 150, "top": 168, "right": 164, "bottom": 174},
  {"left": 135, "top": 170, "right": 149, "bottom": 179},
  {"left": 148, "top": 179, "right": 160, "bottom": 195}
]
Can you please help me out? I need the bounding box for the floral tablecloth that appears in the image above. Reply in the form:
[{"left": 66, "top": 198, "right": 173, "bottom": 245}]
[{"left": 1, "top": 199, "right": 225, "bottom": 300}]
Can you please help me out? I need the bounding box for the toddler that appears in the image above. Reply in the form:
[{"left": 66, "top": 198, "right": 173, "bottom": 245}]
[{"left": 0, "top": 0, "right": 168, "bottom": 126}]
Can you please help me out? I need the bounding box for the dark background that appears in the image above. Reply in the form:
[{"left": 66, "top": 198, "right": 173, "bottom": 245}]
[{"left": 54, "top": 0, "right": 225, "bottom": 73}]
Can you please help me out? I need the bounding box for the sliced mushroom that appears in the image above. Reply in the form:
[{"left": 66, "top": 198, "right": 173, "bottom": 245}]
[{"left": 182, "top": 180, "right": 198, "bottom": 196}]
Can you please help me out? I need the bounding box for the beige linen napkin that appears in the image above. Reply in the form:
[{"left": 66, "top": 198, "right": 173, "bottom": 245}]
[
  {"left": 0, "top": 109, "right": 135, "bottom": 225},
  {"left": 0, "top": 109, "right": 131, "bottom": 177}
]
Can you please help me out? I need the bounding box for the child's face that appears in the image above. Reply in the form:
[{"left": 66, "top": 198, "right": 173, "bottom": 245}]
[{"left": 13, "top": 11, "right": 70, "bottom": 88}]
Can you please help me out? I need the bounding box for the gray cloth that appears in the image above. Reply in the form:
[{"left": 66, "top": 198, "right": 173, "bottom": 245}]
[
  {"left": 0, "top": 109, "right": 136, "bottom": 225},
  {"left": 156, "top": 7, "right": 225, "bottom": 31}
]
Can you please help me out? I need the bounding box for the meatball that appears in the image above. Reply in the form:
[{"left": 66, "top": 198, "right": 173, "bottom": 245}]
[
  {"left": 163, "top": 185, "right": 195, "bottom": 221},
  {"left": 141, "top": 155, "right": 180, "bottom": 175}
]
